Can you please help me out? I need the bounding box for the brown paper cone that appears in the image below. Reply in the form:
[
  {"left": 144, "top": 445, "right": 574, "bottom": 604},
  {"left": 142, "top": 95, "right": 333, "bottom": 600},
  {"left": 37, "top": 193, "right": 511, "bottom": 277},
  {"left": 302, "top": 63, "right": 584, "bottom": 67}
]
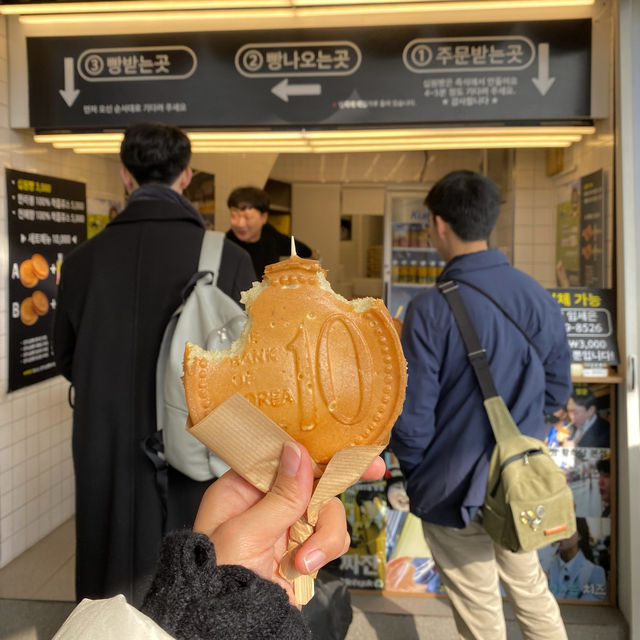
[{"left": 188, "top": 393, "right": 387, "bottom": 605}]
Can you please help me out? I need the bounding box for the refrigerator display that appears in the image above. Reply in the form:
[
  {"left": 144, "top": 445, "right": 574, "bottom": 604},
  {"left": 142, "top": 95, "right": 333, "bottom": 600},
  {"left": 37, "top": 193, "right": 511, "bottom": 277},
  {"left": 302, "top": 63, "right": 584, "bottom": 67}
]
[{"left": 384, "top": 186, "right": 440, "bottom": 322}]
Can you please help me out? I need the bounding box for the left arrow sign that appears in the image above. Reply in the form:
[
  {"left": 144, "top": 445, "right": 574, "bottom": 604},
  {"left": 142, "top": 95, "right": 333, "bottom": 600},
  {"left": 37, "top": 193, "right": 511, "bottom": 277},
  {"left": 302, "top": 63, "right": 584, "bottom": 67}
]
[
  {"left": 271, "top": 78, "right": 322, "bottom": 103},
  {"left": 59, "top": 57, "right": 80, "bottom": 107}
]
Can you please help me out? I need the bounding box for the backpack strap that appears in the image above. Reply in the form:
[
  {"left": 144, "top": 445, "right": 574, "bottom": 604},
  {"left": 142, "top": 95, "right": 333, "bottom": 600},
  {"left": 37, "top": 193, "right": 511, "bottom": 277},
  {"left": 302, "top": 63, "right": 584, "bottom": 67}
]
[{"left": 198, "top": 230, "right": 225, "bottom": 286}]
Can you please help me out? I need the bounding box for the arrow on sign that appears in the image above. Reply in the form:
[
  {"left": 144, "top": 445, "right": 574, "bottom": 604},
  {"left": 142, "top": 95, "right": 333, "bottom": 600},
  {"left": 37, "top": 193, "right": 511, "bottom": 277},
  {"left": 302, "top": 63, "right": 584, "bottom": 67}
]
[
  {"left": 271, "top": 78, "right": 322, "bottom": 102},
  {"left": 59, "top": 57, "right": 80, "bottom": 107},
  {"left": 532, "top": 43, "right": 556, "bottom": 96}
]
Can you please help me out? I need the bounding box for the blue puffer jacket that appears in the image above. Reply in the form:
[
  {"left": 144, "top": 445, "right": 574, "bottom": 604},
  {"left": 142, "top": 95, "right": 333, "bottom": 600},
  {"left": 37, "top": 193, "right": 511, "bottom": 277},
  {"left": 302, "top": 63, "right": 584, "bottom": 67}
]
[{"left": 390, "top": 250, "right": 572, "bottom": 528}]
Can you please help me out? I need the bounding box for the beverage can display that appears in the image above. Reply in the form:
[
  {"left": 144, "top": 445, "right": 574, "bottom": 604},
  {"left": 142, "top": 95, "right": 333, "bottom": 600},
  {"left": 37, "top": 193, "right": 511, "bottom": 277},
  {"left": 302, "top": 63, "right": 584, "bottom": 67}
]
[
  {"left": 409, "top": 260, "right": 418, "bottom": 283},
  {"left": 399, "top": 259, "right": 409, "bottom": 282},
  {"left": 427, "top": 260, "right": 437, "bottom": 284},
  {"left": 418, "top": 260, "right": 429, "bottom": 284},
  {"left": 391, "top": 259, "right": 400, "bottom": 283}
]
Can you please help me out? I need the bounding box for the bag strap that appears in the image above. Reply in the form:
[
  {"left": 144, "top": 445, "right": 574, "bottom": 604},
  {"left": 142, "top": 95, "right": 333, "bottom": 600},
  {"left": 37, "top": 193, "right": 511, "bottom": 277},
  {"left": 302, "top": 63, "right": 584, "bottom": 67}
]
[
  {"left": 448, "top": 277, "right": 539, "bottom": 356},
  {"left": 198, "top": 230, "right": 225, "bottom": 286},
  {"left": 438, "top": 280, "right": 521, "bottom": 442},
  {"left": 176, "top": 231, "right": 225, "bottom": 304},
  {"left": 437, "top": 280, "right": 498, "bottom": 400}
]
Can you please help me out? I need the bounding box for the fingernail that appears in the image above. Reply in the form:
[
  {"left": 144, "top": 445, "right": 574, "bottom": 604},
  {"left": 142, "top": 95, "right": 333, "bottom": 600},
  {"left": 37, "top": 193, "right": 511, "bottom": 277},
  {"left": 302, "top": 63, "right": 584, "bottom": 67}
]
[
  {"left": 303, "top": 549, "right": 326, "bottom": 574},
  {"left": 281, "top": 442, "right": 301, "bottom": 477}
]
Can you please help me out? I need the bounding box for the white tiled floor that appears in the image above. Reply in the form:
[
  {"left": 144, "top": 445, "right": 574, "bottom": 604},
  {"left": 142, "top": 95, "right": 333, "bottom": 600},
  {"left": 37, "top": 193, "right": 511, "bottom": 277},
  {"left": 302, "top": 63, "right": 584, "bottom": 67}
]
[{"left": 0, "top": 517, "right": 75, "bottom": 601}]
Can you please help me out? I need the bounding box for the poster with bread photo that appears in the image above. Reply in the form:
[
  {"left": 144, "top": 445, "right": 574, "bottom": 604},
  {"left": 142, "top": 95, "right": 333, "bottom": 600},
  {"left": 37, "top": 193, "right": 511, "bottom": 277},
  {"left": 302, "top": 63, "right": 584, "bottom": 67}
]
[{"left": 6, "top": 168, "right": 87, "bottom": 391}]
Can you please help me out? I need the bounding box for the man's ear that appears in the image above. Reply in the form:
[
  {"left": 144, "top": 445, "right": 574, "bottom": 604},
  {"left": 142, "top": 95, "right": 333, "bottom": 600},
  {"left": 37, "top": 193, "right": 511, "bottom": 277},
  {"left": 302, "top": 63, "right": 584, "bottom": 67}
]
[
  {"left": 120, "top": 167, "right": 137, "bottom": 193},
  {"left": 433, "top": 214, "right": 448, "bottom": 239},
  {"left": 176, "top": 166, "right": 193, "bottom": 192}
]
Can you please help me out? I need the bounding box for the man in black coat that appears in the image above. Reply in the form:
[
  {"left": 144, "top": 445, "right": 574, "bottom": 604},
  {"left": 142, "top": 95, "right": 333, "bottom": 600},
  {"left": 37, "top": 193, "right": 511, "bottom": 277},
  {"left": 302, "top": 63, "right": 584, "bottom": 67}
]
[{"left": 53, "top": 123, "right": 256, "bottom": 607}]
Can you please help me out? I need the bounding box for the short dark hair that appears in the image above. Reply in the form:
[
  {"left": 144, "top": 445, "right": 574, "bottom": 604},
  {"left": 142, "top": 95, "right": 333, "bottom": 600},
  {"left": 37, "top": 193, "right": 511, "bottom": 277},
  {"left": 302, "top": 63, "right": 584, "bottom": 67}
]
[
  {"left": 596, "top": 457, "right": 610, "bottom": 474},
  {"left": 120, "top": 122, "right": 191, "bottom": 186},
  {"left": 576, "top": 517, "right": 595, "bottom": 562},
  {"left": 227, "top": 186, "right": 270, "bottom": 213},
  {"left": 570, "top": 386, "right": 597, "bottom": 410},
  {"left": 425, "top": 170, "right": 500, "bottom": 241}
]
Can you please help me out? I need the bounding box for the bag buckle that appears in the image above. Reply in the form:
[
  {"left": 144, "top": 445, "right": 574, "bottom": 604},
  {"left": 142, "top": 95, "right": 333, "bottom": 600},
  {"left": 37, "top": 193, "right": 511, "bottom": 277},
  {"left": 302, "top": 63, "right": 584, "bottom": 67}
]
[{"left": 468, "top": 349, "right": 487, "bottom": 363}]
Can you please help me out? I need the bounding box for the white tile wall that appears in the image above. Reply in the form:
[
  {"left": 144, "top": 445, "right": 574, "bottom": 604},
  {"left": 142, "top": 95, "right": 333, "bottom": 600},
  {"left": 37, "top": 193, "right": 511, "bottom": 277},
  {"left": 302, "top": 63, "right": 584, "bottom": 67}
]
[{"left": 0, "top": 16, "right": 123, "bottom": 568}]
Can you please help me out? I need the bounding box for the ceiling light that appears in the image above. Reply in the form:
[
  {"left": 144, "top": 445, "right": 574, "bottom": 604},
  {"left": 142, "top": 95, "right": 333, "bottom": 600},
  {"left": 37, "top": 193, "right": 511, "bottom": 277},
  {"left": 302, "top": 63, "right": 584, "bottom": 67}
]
[{"left": 3, "top": 0, "right": 596, "bottom": 16}]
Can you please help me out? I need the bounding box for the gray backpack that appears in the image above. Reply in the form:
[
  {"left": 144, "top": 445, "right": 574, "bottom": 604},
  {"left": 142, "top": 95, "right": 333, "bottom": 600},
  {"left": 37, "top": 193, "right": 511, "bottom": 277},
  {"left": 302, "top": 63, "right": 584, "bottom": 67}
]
[{"left": 155, "top": 231, "right": 247, "bottom": 481}]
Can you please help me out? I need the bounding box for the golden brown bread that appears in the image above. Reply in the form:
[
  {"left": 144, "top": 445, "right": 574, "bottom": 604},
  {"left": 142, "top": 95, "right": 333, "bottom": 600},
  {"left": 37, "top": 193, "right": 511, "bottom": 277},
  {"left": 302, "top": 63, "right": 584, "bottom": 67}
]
[{"left": 183, "top": 255, "right": 407, "bottom": 464}]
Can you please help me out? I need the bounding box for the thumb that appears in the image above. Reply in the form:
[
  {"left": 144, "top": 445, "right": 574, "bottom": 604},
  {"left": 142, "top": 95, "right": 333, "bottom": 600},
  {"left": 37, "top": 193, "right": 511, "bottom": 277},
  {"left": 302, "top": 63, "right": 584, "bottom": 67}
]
[{"left": 240, "top": 442, "right": 314, "bottom": 545}]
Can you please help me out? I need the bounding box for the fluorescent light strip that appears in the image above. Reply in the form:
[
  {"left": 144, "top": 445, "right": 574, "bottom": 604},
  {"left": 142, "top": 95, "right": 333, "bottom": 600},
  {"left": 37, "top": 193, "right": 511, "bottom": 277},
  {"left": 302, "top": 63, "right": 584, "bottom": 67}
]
[
  {"left": 35, "top": 125, "right": 593, "bottom": 154},
  {"left": 5, "top": 0, "right": 595, "bottom": 16},
  {"left": 16, "top": 1, "right": 595, "bottom": 24},
  {"left": 51, "top": 135, "right": 582, "bottom": 149},
  {"left": 34, "top": 126, "right": 595, "bottom": 146},
  {"left": 72, "top": 139, "right": 572, "bottom": 153},
  {"left": 2, "top": 1, "right": 288, "bottom": 15}
]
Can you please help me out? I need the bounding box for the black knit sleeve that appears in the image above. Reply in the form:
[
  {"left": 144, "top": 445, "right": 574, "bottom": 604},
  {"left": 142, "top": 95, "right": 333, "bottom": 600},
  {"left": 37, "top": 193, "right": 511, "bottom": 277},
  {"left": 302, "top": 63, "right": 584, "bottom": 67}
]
[{"left": 140, "top": 530, "right": 311, "bottom": 640}]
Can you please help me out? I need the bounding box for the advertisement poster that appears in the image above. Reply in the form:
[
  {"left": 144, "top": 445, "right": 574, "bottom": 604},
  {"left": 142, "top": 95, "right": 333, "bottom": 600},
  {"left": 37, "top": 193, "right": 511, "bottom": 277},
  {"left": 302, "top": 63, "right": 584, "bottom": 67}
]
[
  {"left": 6, "top": 169, "right": 87, "bottom": 391},
  {"left": 555, "top": 187, "right": 580, "bottom": 287},
  {"left": 548, "top": 288, "right": 619, "bottom": 368},
  {"left": 579, "top": 170, "right": 607, "bottom": 288},
  {"left": 330, "top": 385, "right": 613, "bottom": 604},
  {"left": 87, "top": 197, "right": 121, "bottom": 238},
  {"left": 327, "top": 480, "right": 387, "bottom": 590},
  {"left": 541, "top": 383, "right": 612, "bottom": 602}
]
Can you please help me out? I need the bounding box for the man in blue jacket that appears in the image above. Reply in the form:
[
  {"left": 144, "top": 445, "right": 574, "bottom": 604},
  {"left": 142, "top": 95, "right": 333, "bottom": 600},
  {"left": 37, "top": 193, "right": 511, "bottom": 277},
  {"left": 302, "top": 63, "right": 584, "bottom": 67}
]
[{"left": 391, "top": 170, "right": 572, "bottom": 639}]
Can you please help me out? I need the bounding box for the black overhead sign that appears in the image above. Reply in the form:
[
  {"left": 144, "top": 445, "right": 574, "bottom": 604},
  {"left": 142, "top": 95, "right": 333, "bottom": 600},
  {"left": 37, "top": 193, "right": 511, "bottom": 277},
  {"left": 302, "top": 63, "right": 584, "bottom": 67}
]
[{"left": 27, "top": 20, "right": 591, "bottom": 130}]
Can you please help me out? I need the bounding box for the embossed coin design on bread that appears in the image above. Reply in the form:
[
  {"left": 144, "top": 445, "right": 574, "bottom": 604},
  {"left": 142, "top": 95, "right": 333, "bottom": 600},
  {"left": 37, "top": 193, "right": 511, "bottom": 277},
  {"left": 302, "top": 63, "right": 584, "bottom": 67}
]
[{"left": 183, "top": 255, "right": 407, "bottom": 464}]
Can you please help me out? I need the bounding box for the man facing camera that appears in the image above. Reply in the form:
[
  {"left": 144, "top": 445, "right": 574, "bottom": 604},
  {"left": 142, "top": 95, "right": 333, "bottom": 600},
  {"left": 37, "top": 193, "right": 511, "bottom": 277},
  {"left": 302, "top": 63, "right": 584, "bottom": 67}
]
[{"left": 226, "top": 185, "right": 317, "bottom": 278}]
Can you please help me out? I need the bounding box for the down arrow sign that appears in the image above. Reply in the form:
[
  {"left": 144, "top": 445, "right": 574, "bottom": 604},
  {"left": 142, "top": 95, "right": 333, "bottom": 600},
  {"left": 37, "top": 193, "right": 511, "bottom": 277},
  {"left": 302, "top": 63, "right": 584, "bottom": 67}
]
[
  {"left": 59, "top": 57, "right": 80, "bottom": 107},
  {"left": 532, "top": 43, "right": 556, "bottom": 96}
]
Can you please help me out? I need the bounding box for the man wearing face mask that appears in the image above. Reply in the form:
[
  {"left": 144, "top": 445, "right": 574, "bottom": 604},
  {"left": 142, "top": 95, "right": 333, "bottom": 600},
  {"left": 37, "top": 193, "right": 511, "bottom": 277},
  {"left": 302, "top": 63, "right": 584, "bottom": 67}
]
[{"left": 225, "top": 185, "right": 317, "bottom": 279}]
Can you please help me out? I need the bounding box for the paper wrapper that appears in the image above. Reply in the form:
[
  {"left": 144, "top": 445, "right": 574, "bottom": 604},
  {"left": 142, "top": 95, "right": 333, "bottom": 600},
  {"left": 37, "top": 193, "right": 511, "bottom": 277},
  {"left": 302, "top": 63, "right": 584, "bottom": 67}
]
[{"left": 188, "top": 393, "right": 387, "bottom": 605}]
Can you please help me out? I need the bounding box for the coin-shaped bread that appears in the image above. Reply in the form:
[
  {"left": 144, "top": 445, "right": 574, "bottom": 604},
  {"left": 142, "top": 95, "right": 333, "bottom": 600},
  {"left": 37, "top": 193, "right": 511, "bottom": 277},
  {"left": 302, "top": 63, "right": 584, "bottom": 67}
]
[
  {"left": 20, "top": 297, "right": 37, "bottom": 326},
  {"left": 19, "top": 260, "right": 38, "bottom": 288},
  {"left": 31, "top": 254, "right": 49, "bottom": 280},
  {"left": 31, "top": 290, "right": 49, "bottom": 316},
  {"left": 183, "top": 255, "right": 407, "bottom": 464}
]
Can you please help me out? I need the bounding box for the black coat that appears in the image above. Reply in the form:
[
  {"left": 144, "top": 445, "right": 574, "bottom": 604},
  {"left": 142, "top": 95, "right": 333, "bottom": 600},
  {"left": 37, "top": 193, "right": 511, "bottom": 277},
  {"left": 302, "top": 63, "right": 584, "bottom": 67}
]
[
  {"left": 53, "top": 196, "right": 255, "bottom": 607},
  {"left": 575, "top": 415, "right": 610, "bottom": 448}
]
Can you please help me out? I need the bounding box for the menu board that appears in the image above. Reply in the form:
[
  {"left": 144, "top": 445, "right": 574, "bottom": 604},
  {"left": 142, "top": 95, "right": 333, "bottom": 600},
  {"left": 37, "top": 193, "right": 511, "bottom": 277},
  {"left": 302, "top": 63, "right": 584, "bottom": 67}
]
[
  {"left": 555, "top": 188, "right": 580, "bottom": 287},
  {"left": 6, "top": 169, "right": 87, "bottom": 391},
  {"left": 579, "top": 170, "right": 607, "bottom": 288},
  {"left": 548, "top": 287, "right": 619, "bottom": 366}
]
